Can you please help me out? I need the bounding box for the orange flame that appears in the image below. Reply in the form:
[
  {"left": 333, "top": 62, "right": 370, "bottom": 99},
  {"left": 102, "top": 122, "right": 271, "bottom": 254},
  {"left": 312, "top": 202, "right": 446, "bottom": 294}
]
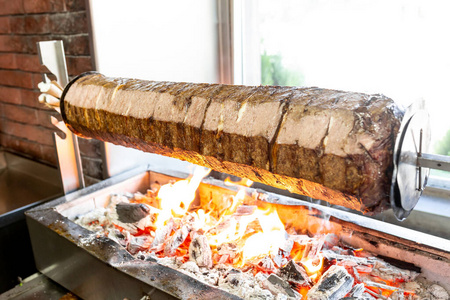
[
  {"left": 301, "top": 255, "right": 325, "bottom": 281},
  {"left": 155, "top": 168, "right": 210, "bottom": 227},
  {"left": 241, "top": 206, "right": 286, "bottom": 265}
]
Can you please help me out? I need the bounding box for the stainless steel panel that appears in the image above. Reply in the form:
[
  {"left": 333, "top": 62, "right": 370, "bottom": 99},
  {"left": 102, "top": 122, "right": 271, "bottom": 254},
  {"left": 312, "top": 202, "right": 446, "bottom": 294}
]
[
  {"left": 0, "top": 273, "right": 70, "bottom": 300},
  {"left": 0, "top": 151, "right": 62, "bottom": 217},
  {"left": 0, "top": 150, "right": 63, "bottom": 293}
]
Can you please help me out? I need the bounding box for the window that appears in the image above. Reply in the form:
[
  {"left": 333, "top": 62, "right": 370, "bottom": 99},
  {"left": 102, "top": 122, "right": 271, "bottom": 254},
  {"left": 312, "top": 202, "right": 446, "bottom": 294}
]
[{"left": 235, "top": 0, "right": 450, "bottom": 174}]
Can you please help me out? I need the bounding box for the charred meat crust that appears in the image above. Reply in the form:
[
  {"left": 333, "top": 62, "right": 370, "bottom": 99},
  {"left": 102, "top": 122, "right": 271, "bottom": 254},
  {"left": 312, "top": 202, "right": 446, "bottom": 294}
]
[{"left": 62, "top": 73, "right": 403, "bottom": 214}]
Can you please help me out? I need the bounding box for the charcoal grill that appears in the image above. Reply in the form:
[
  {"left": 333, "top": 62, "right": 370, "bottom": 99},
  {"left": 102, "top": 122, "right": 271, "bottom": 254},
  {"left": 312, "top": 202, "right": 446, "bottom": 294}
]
[
  {"left": 26, "top": 166, "right": 450, "bottom": 299},
  {"left": 24, "top": 40, "right": 450, "bottom": 300}
]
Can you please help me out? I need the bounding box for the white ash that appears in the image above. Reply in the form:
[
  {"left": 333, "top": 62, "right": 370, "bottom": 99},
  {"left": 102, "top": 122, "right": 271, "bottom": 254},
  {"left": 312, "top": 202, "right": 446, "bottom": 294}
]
[
  {"left": 427, "top": 284, "right": 449, "bottom": 300},
  {"left": 73, "top": 192, "right": 450, "bottom": 300},
  {"left": 78, "top": 233, "right": 99, "bottom": 247},
  {"left": 164, "top": 224, "right": 189, "bottom": 256},
  {"left": 371, "top": 260, "right": 418, "bottom": 282},
  {"left": 156, "top": 256, "right": 183, "bottom": 269},
  {"left": 408, "top": 279, "right": 450, "bottom": 300},
  {"left": 151, "top": 219, "right": 174, "bottom": 248},
  {"left": 217, "top": 269, "right": 275, "bottom": 300},
  {"left": 390, "top": 290, "right": 405, "bottom": 300},
  {"left": 128, "top": 235, "right": 153, "bottom": 255},
  {"left": 75, "top": 207, "right": 108, "bottom": 227},
  {"left": 179, "top": 261, "right": 201, "bottom": 274}
]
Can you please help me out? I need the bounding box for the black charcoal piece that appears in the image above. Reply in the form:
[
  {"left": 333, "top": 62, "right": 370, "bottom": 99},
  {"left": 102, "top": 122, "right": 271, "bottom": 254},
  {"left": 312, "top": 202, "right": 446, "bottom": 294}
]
[
  {"left": 279, "top": 260, "right": 311, "bottom": 286},
  {"left": 116, "top": 202, "right": 150, "bottom": 223},
  {"left": 307, "top": 265, "right": 354, "bottom": 300},
  {"left": 266, "top": 274, "right": 298, "bottom": 298}
]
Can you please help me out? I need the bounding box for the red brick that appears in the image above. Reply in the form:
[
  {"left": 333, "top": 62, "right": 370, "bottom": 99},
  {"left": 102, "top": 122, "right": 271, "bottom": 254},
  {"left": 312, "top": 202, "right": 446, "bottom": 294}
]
[
  {"left": 0, "top": 133, "right": 56, "bottom": 165},
  {"left": 14, "top": 137, "right": 41, "bottom": 159},
  {"left": 21, "top": 0, "right": 86, "bottom": 14},
  {"left": 22, "top": 35, "right": 53, "bottom": 54},
  {"left": 9, "top": 15, "right": 51, "bottom": 34},
  {"left": 2, "top": 103, "right": 38, "bottom": 124},
  {"left": 40, "top": 144, "right": 57, "bottom": 165},
  {"left": 0, "top": 16, "right": 11, "bottom": 34},
  {"left": 2, "top": 119, "right": 54, "bottom": 146},
  {"left": 57, "top": 34, "right": 90, "bottom": 56},
  {"left": 50, "top": 12, "right": 87, "bottom": 34},
  {"left": 20, "top": 88, "right": 43, "bottom": 108},
  {"left": 9, "top": 16, "right": 25, "bottom": 33},
  {"left": 0, "top": 0, "right": 24, "bottom": 16},
  {"left": 10, "top": 34, "right": 91, "bottom": 55},
  {"left": 15, "top": 53, "right": 44, "bottom": 72},
  {"left": 23, "top": 0, "right": 66, "bottom": 14},
  {"left": 20, "top": 139, "right": 41, "bottom": 159},
  {"left": 0, "top": 86, "right": 22, "bottom": 104},
  {"left": 0, "top": 133, "right": 18, "bottom": 149},
  {"left": 66, "top": 0, "right": 86, "bottom": 11},
  {"left": 0, "top": 35, "right": 24, "bottom": 52},
  {"left": 31, "top": 73, "right": 45, "bottom": 88},
  {"left": 0, "top": 132, "right": 5, "bottom": 144},
  {"left": 0, "top": 70, "right": 34, "bottom": 89},
  {"left": 26, "top": 15, "right": 51, "bottom": 34},
  {"left": 36, "top": 108, "right": 59, "bottom": 129},
  {"left": 0, "top": 53, "right": 17, "bottom": 69},
  {"left": 66, "top": 56, "right": 92, "bottom": 75}
]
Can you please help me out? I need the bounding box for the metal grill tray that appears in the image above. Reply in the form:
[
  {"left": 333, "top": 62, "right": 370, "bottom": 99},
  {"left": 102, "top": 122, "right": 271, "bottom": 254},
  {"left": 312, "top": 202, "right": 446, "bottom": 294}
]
[{"left": 25, "top": 166, "right": 450, "bottom": 300}]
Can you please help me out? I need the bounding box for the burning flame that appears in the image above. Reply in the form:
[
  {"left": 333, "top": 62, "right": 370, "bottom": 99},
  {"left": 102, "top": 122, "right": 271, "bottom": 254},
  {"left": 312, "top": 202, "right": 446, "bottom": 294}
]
[
  {"left": 301, "top": 255, "right": 324, "bottom": 281},
  {"left": 241, "top": 206, "right": 287, "bottom": 264},
  {"left": 154, "top": 167, "right": 210, "bottom": 227},
  {"left": 135, "top": 167, "right": 417, "bottom": 300}
]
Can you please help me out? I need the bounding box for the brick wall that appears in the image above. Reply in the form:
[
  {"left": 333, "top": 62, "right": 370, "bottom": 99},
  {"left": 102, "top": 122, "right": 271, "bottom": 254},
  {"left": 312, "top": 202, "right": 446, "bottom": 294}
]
[{"left": 0, "top": 0, "right": 104, "bottom": 184}]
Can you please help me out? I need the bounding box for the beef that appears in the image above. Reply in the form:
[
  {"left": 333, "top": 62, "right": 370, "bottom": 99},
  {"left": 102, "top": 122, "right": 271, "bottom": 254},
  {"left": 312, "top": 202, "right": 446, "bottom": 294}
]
[{"left": 61, "top": 72, "right": 403, "bottom": 213}]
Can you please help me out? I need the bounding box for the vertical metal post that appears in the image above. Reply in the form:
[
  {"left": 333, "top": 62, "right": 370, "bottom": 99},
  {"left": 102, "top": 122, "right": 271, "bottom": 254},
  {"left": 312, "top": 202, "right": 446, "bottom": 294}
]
[
  {"left": 37, "top": 40, "right": 85, "bottom": 194},
  {"left": 217, "top": 0, "right": 234, "bottom": 84}
]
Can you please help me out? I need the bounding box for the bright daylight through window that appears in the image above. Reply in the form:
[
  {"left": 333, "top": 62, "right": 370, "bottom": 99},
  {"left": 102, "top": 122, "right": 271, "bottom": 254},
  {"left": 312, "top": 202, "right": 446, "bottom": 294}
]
[{"left": 239, "top": 0, "right": 450, "bottom": 178}]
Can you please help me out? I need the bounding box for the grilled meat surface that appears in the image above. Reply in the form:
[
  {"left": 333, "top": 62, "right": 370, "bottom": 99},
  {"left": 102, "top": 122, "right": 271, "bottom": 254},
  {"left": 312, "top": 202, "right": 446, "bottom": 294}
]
[{"left": 61, "top": 72, "right": 403, "bottom": 213}]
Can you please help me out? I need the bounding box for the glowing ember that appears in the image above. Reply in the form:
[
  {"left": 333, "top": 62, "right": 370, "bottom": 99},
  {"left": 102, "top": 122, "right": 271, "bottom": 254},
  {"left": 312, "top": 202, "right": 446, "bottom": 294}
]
[
  {"left": 74, "top": 168, "right": 450, "bottom": 300},
  {"left": 301, "top": 255, "right": 324, "bottom": 281}
]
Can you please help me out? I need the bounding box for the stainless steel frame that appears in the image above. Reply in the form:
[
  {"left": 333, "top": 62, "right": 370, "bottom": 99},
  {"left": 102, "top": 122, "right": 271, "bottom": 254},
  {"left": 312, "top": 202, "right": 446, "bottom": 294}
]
[{"left": 37, "top": 41, "right": 85, "bottom": 193}]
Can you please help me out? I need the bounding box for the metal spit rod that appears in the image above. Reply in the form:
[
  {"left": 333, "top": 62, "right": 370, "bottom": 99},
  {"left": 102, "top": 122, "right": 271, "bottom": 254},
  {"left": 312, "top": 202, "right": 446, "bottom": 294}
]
[
  {"left": 418, "top": 153, "right": 450, "bottom": 173},
  {"left": 37, "top": 40, "right": 85, "bottom": 194}
]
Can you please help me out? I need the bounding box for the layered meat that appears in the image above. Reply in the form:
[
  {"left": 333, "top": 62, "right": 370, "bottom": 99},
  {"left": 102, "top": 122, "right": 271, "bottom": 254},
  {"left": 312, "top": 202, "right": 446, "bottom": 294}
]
[{"left": 61, "top": 73, "right": 403, "bottom": 213}]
